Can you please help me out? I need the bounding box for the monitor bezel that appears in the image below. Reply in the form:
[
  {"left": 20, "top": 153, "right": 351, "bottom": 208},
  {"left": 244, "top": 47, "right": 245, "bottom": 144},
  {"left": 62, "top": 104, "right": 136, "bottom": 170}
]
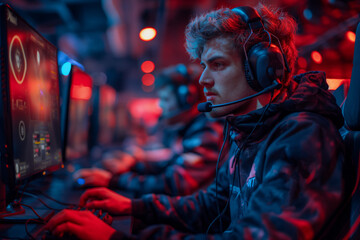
[
  {"left": 0, "top": 3, "right": 63, "bottom": 207},
  {"left": 59, "top": 62, "right": 73, "bottom": 164}
]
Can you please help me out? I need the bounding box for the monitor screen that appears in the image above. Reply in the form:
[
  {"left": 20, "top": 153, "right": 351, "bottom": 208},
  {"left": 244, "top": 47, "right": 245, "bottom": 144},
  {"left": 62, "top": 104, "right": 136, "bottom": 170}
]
[
  {"left": 0, "top": 4, "right": 62, "bottom": 209},
  {"left": 59, "top": 63, "right": 92, "bottom": 162}
]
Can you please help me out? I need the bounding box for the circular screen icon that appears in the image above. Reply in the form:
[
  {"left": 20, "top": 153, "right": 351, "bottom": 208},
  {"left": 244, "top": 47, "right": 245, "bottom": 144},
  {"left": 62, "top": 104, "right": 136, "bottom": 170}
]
[
  {"left": 19, "top": 120, "right": 26, "bottom": 141},
  {"left": 37, "top": 50, "right": 40, "bottom": 65},
  {"left": 9, "top": 35, "right": 27, "bottom": 85}
]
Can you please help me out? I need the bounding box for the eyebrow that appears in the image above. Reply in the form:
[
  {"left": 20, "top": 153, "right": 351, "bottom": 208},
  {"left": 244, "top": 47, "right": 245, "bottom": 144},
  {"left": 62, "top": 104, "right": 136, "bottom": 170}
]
[{"left": 200, "top": 55, "right": 224, "bottom": 65}]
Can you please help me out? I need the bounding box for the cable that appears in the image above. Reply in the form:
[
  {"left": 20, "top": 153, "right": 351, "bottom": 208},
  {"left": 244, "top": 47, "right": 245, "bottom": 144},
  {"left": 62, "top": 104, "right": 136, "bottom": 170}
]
[
  {"left": 206, "top": 91, "right": 275, "bottom": 235},
  {"left": 232, "top": 91, "right": 274, "bottom": 168},
  {"left": 27, "top": 189, "right": 76, "bottom": 206},
  {"left": 22, "top": 192, "right": 63, "bottom": 211},
  {"left": 25, "top": 218, "right": 45, "bottom": 240},
  {"left": 15, "top": 179, "right": 32, "bottom": 204},
  {"left": 18, "top": 203, "right": 46, "bottom": 221},
  {"left": 206, "top": 121, "right": 229, "bottom": 235}
]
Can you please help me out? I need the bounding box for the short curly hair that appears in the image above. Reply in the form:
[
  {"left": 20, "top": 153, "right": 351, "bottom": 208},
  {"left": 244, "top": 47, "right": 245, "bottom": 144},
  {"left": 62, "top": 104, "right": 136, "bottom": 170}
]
[{"left": 185, "top": 3, "right": 298, "bottom": 86}]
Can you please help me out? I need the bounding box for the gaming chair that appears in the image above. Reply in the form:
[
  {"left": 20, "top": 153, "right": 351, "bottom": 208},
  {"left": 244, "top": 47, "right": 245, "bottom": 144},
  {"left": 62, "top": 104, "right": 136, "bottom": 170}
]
[{"left": 317, "top": 22, "right": 360, "bottom": 240}]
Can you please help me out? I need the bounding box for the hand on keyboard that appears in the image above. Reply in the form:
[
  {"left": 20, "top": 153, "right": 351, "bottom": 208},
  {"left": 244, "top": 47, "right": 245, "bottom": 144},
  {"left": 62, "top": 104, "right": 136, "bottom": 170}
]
[
  {"left": 79, "top": 187, "right": 132, "bottom": 216},
  {"left": 70, "top": 206, "right": 113, "bottom": 225},
  {"left": 44, "top": 208, "right": 116, "bottom": 240}
]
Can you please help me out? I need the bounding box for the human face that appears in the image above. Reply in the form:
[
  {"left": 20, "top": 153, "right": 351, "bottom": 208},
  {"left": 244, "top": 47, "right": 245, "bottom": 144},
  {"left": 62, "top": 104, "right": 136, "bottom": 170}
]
[
  {"left": 157, "top": 85, "right": 180, "bottom": 118},
  {"left": 199, "top": 37, "right": 257, "bottom": 118}
]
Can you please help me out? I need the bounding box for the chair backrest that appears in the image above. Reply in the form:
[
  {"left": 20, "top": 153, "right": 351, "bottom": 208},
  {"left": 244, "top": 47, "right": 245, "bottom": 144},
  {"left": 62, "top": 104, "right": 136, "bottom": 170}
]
[
  {"left": 317, "top": 22, "right": 360, "bottom": 240},
  {"left": 341, "top": 131, "right": 360, "bottom": 239}
]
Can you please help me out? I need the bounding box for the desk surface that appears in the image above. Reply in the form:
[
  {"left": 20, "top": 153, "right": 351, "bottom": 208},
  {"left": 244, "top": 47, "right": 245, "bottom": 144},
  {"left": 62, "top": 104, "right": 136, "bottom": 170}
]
[{"left": 0, "top": 157, "right": 131, "bottom": 239}]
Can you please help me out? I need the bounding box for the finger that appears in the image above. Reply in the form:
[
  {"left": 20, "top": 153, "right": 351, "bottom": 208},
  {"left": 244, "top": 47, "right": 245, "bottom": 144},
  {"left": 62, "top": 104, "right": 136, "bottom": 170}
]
[
  {"left": 73, "top": 169, "right": 93, "bottom": 179},
  {"left": 82, "top": 175, "right": 94, "bottom": 186},
  {"left": 46, "top": 210, "right": 82, "bottom": 231},
  {"left": 79, "top": 187, "right": 107, "bottom": 206},
  {"left": 85, "top": 199, "right": 108, "bottom": 210},
  {"left": 82, "top": 175, "right": 102, "bottom": 187},
  {"left": 52, "top": 222, "right": 83, "bottom": 239}
]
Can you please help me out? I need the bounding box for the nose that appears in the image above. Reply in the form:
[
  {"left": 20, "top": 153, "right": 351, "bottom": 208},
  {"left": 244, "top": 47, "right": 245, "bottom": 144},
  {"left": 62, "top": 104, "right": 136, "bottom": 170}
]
[{"left": 199, "top": 68, "right": 214, "bottom": 88}]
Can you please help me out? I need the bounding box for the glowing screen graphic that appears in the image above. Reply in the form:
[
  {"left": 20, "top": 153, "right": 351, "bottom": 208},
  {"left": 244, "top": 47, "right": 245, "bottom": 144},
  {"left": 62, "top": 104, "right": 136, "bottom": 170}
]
[{"left": 6, "top": 7, "right": 62, "bottom": 180}]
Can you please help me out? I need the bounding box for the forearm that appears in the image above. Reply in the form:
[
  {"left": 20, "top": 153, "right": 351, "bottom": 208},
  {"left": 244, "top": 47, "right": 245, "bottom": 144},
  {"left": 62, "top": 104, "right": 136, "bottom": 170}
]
[
  {"left": 131, "top": 158, "right": 173, "bottom": 174},
  {"left": 111, "top": 161, "right": 216, "bottom": 196},
  {"left": 130, "top": 190, "right": 227, "bottom": 234}
]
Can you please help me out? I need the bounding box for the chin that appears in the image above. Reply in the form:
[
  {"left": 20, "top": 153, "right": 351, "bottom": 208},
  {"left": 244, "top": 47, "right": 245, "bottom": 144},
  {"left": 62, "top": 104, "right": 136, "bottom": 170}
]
[
  {"left": 207, "top": 107, "right": 230, "bottom": 118},
  {"left": 207, "top": 102, "right": 249, "bottom": 118}
]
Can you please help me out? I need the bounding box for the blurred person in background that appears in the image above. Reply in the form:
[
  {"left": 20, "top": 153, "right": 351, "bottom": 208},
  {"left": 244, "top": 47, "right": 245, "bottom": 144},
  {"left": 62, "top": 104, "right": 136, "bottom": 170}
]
[{"left": 73, "top": 63, "right": 224, "bottom": 197}]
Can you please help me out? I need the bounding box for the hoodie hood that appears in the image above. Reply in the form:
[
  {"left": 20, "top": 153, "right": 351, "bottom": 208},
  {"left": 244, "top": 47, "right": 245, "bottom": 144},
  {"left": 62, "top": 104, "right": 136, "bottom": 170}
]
[{"left": 227, "top": 71, "right": 344, "bottom": 138}]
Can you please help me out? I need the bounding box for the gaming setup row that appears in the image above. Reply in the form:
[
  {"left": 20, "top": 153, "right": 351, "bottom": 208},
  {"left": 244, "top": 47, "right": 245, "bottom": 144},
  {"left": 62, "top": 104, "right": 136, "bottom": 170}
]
[{"left": 0, "top": 3, "right": 98, "bottom": 224}]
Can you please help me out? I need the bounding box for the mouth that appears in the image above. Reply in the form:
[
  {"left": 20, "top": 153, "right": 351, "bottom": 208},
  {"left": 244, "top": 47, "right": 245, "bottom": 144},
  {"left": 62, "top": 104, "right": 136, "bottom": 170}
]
[{"left": 204, "top": 90, "right": 217, "bottom": 102}]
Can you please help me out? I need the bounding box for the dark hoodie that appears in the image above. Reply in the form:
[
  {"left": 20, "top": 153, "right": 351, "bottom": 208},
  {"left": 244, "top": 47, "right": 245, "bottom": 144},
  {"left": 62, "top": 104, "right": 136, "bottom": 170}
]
[{"left": 112, "top": 72, "right": 346, "bottom": 240}]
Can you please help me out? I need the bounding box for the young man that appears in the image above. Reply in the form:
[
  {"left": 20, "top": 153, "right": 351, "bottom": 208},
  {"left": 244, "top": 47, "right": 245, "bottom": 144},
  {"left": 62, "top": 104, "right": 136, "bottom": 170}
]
[
  {"left": 72, "top": 64, "right": 223, "bottom": 197},
  {"left": 46, "top": 4, "right": 347, "bottom": 239}
]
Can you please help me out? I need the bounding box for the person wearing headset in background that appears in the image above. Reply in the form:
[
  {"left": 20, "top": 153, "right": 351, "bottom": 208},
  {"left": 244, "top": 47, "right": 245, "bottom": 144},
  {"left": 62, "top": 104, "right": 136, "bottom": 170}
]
[
  {"left": 72, "top": 63, "right": 224, "bottom": 197},
  {"left": 46, "top": 3, "right": 349, "bottom": 239}
]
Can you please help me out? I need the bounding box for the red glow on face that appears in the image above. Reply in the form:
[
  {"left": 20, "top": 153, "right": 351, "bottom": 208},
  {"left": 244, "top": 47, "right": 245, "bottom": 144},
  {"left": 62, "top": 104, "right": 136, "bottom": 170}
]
[
  {"left": 139, "top": 27, "right": 157, "bottom": 41},
  {"left": 70, "top": 69, "right": 93, "bottom": 100},
  {"left": 311, "top": 51, "right": 322, "bottom": 64},
  {"left": 142, "top": 74, "right": 155, "bottom": 86},
  {"left": 141, "top": 61, "right": 155, "bottom": 73},
  {"left": 346, "top": 31, "right": 356, "bottom": 43}
]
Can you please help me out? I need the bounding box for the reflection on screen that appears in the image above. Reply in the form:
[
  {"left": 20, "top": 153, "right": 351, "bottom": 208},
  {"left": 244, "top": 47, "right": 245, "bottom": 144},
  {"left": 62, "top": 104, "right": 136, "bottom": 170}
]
[
  {"left": 66, "top": 66, "right": 92, "bottom": 160},
  {"left": 6, "top": 6, "right": 62, "bottom": 180}
]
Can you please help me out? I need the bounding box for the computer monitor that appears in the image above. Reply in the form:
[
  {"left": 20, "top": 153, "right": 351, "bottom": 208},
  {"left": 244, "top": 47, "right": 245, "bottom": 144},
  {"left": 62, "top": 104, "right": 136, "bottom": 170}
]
[
  {"left": 58, "top": 59, "right": 73, "bottom": 164},
  {"left": 60, "top": 64, "right": 92, "bottom": 162},
  {"left": 0, "top": 4, "right": 63, "bottom": 217}
]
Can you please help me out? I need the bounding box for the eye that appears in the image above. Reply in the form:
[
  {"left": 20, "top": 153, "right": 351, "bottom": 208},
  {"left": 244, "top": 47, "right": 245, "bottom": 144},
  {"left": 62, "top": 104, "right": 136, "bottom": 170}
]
[
  {"left": 212, "top": 61, "right": 224, "bottom": 70},
  {"left": 200, "top": 63, "right": 206, "bottom": 70}
]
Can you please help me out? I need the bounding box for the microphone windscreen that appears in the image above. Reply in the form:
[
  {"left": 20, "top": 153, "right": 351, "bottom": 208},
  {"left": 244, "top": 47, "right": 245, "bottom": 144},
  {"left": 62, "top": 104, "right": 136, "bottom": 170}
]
[{"left": 197, "top": 102, "right": 212, "bottom": 112}]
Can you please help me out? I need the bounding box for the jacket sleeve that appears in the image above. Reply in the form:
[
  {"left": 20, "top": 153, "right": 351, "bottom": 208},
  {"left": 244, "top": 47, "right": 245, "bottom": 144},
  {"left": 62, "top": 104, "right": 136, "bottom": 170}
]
[
  {"left": 109, "top": 119, "right": 223, "bottom": 196},
  {"left": 129, "top": 156, "right": 231, "bottom": 236},
  {"left": 131, "top": 157, "right": 174, "bottom": 175}
]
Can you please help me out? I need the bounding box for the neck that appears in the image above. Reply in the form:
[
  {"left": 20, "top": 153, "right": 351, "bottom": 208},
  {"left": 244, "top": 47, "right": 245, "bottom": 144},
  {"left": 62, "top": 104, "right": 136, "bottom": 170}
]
[{"left": 230, "top": 90, "right": 277, "bottom": 117}]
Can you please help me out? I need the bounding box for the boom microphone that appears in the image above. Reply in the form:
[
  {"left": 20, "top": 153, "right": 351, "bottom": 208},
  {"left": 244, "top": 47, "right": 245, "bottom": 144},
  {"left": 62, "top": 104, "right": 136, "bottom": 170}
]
[{"left": 198, "top": 81, "right": 282, "bottom": 112}]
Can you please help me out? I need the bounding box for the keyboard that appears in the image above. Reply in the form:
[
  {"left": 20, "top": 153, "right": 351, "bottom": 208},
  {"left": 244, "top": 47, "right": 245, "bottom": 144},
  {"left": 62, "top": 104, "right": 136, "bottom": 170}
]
[
  {"left": 70, "top": 206, "right": 113, "bottom": 225},
  {"left": 41, "top": 207, "right": 113, "bottom": 240}
]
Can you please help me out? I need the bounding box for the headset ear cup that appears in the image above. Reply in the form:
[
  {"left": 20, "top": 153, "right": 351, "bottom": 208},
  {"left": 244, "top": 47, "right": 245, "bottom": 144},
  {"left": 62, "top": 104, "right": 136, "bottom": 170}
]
[
  {"left": 244, "top": 60, "right": 262, "bottom": 91},
  {"left": 177, "top": 85, "right": 188, "bottom": 109},
  {"left": 177, "top": 84, "right": 198, "bottom": 109},
  {"left": 246, "top": 42, "right": 285, "bottom": 91}
]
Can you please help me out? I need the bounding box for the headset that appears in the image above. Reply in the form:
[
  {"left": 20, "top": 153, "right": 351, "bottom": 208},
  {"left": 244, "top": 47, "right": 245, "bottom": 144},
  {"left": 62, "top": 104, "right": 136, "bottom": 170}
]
[
  {"left": 198, "top": 6, "right": 291, "bottom": 112},
  {"left": 232, "top": 6, "right": 290, "bottom": 92},
  {"left": 173, "top": 64, "right": 199, "bottom": 110}
]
